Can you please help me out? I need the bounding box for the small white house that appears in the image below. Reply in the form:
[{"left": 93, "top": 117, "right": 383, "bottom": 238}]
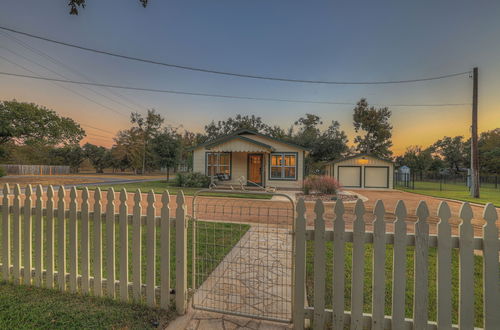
[
  {"left": 324, "top": 153, "right": 394, "bottom": 189},
  {"left": 190, "top": 129, "right": 309, "bottom": 190}
]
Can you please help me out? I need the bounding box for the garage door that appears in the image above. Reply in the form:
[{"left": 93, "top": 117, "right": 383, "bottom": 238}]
[
  {"left": 338, "top": 166, "right": 361, "bottom": 187},
  {"left": 364, "top": 166, "right": 389, "bottom": 188}
]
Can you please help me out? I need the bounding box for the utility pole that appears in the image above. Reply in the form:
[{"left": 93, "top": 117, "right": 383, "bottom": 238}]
[{"left": 470, "top": 67, "right": 480, "bottom": 198}]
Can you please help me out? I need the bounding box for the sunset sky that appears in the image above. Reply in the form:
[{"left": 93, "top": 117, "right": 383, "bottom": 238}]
[{"left": 1, "top": 1, "right": 499, "bottom": 155}]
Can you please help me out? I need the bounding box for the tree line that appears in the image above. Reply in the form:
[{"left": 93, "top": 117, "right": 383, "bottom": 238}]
[
  {"left": 396, "top": 130, "right": 500, "bottom": 178},
  {"left": 2, "top": 99, "right": 498, "bottom": 177}
]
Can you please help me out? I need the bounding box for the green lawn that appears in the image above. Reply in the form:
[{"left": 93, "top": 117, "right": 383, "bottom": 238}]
[
  {"left": 0, "top": 281, "right": 175, "bottom": 329},
  {"left": 81, "top": 180, "right": 273, "bottom": 199},
  {"left": 397, "top": 181, "right": 500, "bottom": 206},
  {"left": 306, "top": 242, "right": 491, "bottom": 328}
]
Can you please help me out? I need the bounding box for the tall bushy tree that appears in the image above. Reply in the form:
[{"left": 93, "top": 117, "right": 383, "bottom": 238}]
[
  {"left": 50, "top": 145, "right": 86, "bottom": 173},
  {"left": 204, "top": 114, "right": 275, "bottom": 140},
  {"left": 83, "top": 143, "right": 111, "bottom": 173},
  {"left": 401, "top": 145, "right": 434, "bottom": 179},
  {"left": 0, "top": 100, "right": 85, "bottom": 146},
  {"left": 314, "top": 121, "right": 349, "bottom": 162},
  {"left": 112, "top": 128, "right": 143, "bottom": 173},
  {"left": 479, "top": 128, "right": 500, "bottom": 174},
  {"left": 352, "top": 98, "right": 393, "bottom": 158},
  {"left": 432, "top": 136, "right": 468, "bottom": 173},
  {"left": 152, "top": 128, "right": 181, "bottom": 181},
  {"left": 130, "top": 109, "right": 164, "bottom": 173}
]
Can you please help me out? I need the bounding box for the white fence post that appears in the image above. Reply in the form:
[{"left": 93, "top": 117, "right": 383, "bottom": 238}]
[
  {"left": 2, "top": 184, "right": 11, "bottom": 281},
  {"left": 313, "top": 200, "right": 326, "bottom": 329},
  {"left": 106, "top": 188, "right": 116, "bottom": 298},
  {"left": 132, "top": 189, "right": 142, "bottom": 301},
  {"left": 12, "top": 184, "right": 21, "bottom": 283},
  {"left": 482, "top": 203, "right": 500, "bottom": 329},
  {"left": 119, "top": 188, "right": 129, "bottom": 302},
  {"left": 23, "top": 185, "right": 32, "bottom": 285},
  {"left": 437, "top": 202, "right": 452, "bottom": 328},
  {"left": 175, "top": 191, "right": 187, "bottom": 315},
  {"left": 34, "top": 185, "right": 43, "bottom": 287},
  {"left": 391, "top": 200, "right": 407, "bottom": 329},
  {"left": 413, "top": 201, "right": 430, "bottom": 328},
  {"left": 146, "top": 190, "right": 156, "bottom": 306},
  {"left": 160, "top": 191, "right": 171, "bottom": 309},
  {"left": 293, "top": 198, "right": 306, "bottom": 330},
  {"left": 332, "top": 199, "right": 345, "bottom": 329},
  {"left": 46, "top": 186, "right": 55, "bottom": 288},
  {"left": 81, "top": 188, "right": 90, "bottom": 294},
  {"left": 459, "top": 203, "right": 474, "bottom": 329},
  {"left": 69, "top": 187, "right": 78, "bottom": 292},
  {"left": 57, "top": 186, "right": 66, "bottom": 291},
  {"left": 93, "top": 188, "right": 103, "bottom": 296},
  {"left": 351, "top": 199, "right": 366, "bottom": 330},
  {"left": 371, "top": 200, "right": 386, "bottom": 330}
]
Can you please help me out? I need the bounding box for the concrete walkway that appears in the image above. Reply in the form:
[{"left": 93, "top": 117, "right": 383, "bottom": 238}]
[{"left": 186, "top": 225, "right": 293, "bottom": 329}]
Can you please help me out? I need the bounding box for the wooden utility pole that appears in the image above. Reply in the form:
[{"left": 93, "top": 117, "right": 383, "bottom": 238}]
[{"left": 470, "top": 67, "right": 480, "bottom": 198}]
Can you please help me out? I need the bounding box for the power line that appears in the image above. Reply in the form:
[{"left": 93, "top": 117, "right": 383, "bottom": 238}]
[
  {"left": 0, "top": 71, "right": 470, "bottom": 108},
  {"left": 0, "top": 31, "right": 183, "bottom": 128},
  {"left": 79, "top": 123, "right": 116, "bottom": 135},
  {"left": 0, "top": 55, "right": 128, "bottom": 118},
  {"left": 0, "top": 25, "right": 471, "bottom": 85},
  {"left": 0, "top": 31, "right": 146, "bottom": 113}
]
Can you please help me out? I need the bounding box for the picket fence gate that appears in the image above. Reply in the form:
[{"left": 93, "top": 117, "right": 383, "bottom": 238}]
[
  {"left": 293, "top": 198, "right": 500, "bottom": 330},
  {"left": 0, "top": 184, "right": 188, "bottom": 314}
]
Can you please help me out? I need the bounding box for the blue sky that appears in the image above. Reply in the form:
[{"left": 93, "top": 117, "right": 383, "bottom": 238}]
[{"left": 0, "top": 1, "right": 499, "bottom": 153}]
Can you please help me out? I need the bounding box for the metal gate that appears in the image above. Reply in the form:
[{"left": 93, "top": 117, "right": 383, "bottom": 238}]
[{"left": 190, "top": 189, "right": 295, "bottom": 323}]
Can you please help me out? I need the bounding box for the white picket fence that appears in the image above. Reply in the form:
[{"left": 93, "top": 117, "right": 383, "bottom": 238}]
[
  {"left": 293, "top": 198, "right": 500, "bottom": 330},
  {"left": 0, "top": 184, "right": 188, "bottom": 314}
]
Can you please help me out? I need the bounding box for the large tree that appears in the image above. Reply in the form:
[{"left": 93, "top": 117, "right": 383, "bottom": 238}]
[
  {"left": 204, "top": 114, "right": 279, "bottom": 140},
  {"left": 292, "top": 114, "right": 322, "bottom": 149},
  {"left": 313, "top": 121, "right": 349, "bottom": 162},
  {"left": 83, "top": 143, "right": 111, "bottom": 173},
  {"left": 401, "top": 145, "right": 434, "bottom": 179},
  {"left": 152, "top": 128, "right": 181, "bottom": 181},
  {"left": 352, "top": 98, "right": 393, "bottom": 158},
  {"left": 50, "top": 145, "right": 86, "bottom": 173},
  {"left": 0, "top": 100, "right": 85, "bottom": 146},
  {"left": 112, "top": 128, "right": 143, "bottom": 173},
  {"left": 479, "top": 128, "right": 500, "bottom": 174},
  {"left": 432, "top": 136, "right": 468, "bottom": 173},
  {"left": 130, "top": 109, "right": 164, "bottom": 174}
]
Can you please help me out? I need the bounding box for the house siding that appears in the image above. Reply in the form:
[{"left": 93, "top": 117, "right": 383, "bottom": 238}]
[{"left": 192, "top": 134, "right": 305, "bottom": 189}]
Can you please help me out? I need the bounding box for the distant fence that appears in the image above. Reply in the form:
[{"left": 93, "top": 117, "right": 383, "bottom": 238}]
[
  {"left": 394, "top": 172, "right": 499, "bottom": 190},
  {"left": 294, "top": 198, "right": 500, "bottom": 329},
  {"left": 1, "top": 164, "right": 71, "bottom": 175},
  {"left": 0, "top": 185, "right": 188, "bottom": 314}
]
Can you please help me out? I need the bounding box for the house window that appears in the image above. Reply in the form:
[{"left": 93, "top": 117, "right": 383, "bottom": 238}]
[
  {"left": 270, "top": 153, "right": 297, "bottom": 180},
  {"left": 206, "top": 152, "right": 231, "bottom": 178}
]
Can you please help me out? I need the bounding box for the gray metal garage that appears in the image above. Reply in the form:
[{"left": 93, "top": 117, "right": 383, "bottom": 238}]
[{"left": 324, "top": 153, "right": 394, "bottom": 189}]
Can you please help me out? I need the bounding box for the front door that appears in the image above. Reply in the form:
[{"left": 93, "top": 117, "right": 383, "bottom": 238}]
[{"left": 247, "top": 154, "right": 263, "bottom": 186}]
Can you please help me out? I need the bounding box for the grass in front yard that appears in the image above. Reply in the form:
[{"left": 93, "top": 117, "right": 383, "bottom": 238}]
[
  {"left": 398, "top": 181, "right": 500, "bottom": 206},
  {"left": 306, "top": 241, "right": 491, "bottom": 328},
  {"left": 0, "top": 281, "right": 175, "bottom": 329},
  {"left": 81, "top": 180, "right": 273, "bottom": 199}
]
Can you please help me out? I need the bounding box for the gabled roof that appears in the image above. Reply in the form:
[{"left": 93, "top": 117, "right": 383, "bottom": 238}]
[
  {"left": 188, "top": 129, "right": 309, "bottom": 151},
  {"left": 326, "top": 153, "right": 394, "bottom": 164},
  {"left": 204, "top": 134, "right": 274, "bottom": 151}
]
